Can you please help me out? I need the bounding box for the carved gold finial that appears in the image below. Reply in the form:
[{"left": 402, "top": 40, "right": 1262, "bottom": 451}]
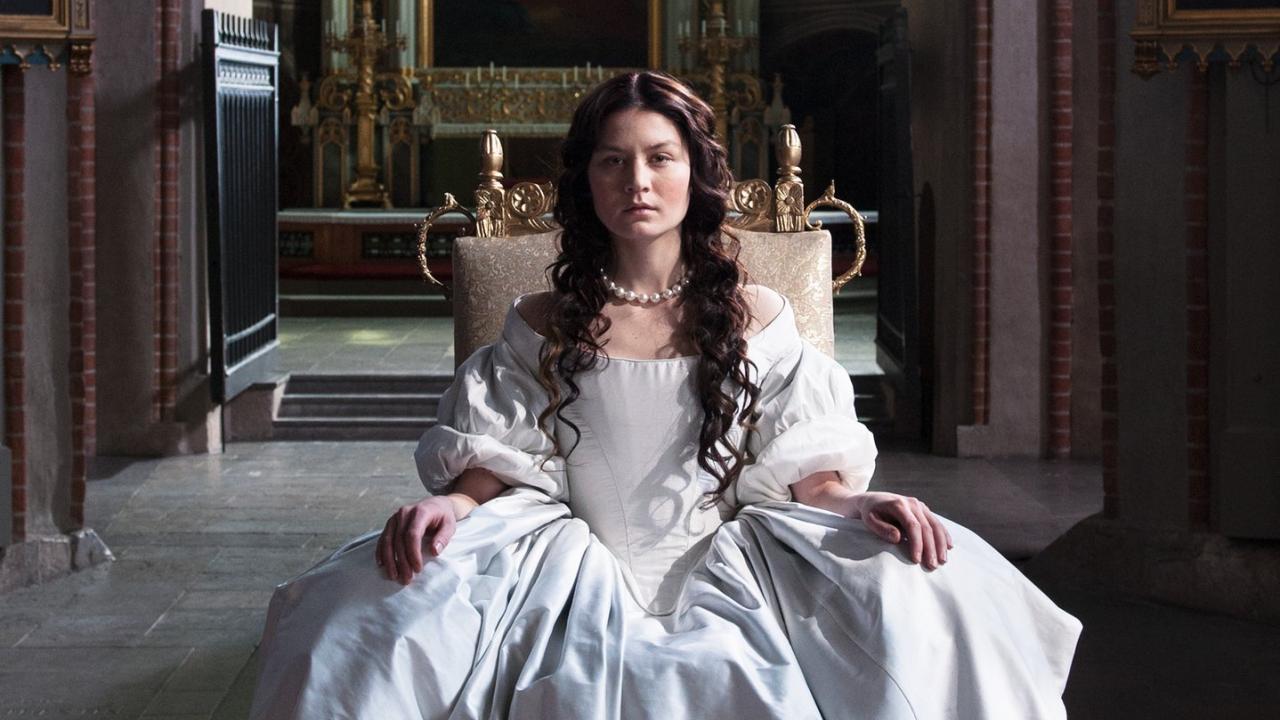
[
  {"left": 776, "top": 123, "right": 802, "bottom": 180},
  {"left": 476, "top": 129, "right": 507, "bottom": 237},
  {"left": 478, "top": 129, "right": 504, "bottom": 189},
  {"left": 773, "top": 124, "right": 805, "bottom": 232}
]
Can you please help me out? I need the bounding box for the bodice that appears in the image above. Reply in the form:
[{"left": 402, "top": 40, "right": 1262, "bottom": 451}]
[{"left": 555, "top": 355, "right": 735, "bottom": 614}]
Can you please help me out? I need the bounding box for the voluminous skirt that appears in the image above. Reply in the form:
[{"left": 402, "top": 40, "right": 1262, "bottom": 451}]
[{"left": 249, "top": 489, "right": 1081, "bottom": 720}]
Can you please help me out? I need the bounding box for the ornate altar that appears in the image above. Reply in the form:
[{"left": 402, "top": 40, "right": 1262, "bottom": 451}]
[{"left": 290, "top": 0, "right": 785, "bottom": 209}]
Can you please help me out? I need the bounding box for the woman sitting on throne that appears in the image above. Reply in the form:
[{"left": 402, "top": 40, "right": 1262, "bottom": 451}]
[{"left": 249, "top": 71, "right": 1081, "bottom": 719}]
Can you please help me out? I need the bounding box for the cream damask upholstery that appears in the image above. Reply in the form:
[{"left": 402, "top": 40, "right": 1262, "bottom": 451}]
[
  {"left": 417, "top": 124, "right": 865, "bottom": 368},
  {"left": 451, "top": 227, "right": 835, "bottom": 365}
]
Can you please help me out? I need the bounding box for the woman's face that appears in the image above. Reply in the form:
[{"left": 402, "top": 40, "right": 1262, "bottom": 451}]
[{"left": 587, "top": 107, "right": 692, "bottom": 250}]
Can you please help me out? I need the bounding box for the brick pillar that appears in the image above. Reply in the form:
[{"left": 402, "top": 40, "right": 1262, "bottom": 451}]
[
  {"left": 68, "top": 69, "right": 97, "bottom": 529},
  {"left": 3, "top": 67, "right": 27, "bottom": 543},
  {"left": 1048, "top": 0, "right": 1074, "bottom": 458},
  {"left": 971, "top": 0, "right": 992, "bottom": 425},
  {"left": 1096, "top": 0, "right": 1118, "bottom": 517},
  {"left": 153, "top": 0, "right": 181, "bottom": 421},
  {"left": 1184, "top": 66, "right": 1210, "bottom": 528}
]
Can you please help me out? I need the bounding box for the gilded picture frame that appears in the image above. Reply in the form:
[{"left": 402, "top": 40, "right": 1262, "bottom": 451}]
[
  {"left": 0, "top": 0, "right": 68, "bottom": 37},
  {"left": 1132, "top": 0, "right": 1280, "bottom": 76},
  {"left": 414, "top": 0, "right": 661, "bottom": 70}
]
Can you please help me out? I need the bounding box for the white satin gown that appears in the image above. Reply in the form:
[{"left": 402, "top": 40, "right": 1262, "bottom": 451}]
[{"left": 249, "top": 294, "right": 1082, "bottom": 719}]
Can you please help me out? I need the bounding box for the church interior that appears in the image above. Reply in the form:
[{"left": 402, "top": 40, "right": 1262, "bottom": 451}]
[{"left": 1, "top": 0, "right": 1279, "bottom": 716}]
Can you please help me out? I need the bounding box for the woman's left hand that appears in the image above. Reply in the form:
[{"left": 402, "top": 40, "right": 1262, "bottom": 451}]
[{"left": 853, "top": 491, "right": 953, "bottom": 570}]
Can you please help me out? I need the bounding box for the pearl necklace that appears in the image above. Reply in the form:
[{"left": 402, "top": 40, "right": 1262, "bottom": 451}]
[{"left": 601, "top": 269, "right": 692, "bottom": 305}]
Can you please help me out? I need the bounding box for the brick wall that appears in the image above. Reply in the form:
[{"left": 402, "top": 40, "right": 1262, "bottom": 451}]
[
  {"left": 971, "top": 0, "right": 992, "bottom": 426},
  {"left": 1049, "top": 0, "right": 1074, "bottom": 458},
  {"left": 3, "top": 67, "right": 26, "bottom": 542},
  {"left": 153, "top": 0, "right": 181, "bottom": 421},
  {"left": 67, "top": 70, "right": 96, "bottom": 528},
  {"left": 1097, "top": 0, "right": 1118, "bottom": 516},
  {"left": 1184, "top": 67, "right": 1210, "bottom": 528}
]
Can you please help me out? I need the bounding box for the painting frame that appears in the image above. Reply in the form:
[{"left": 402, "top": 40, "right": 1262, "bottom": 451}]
[
  {"left": 414, "top": 0, "right": 661, "bottom": 70},
  {"left": 0, "top": 0, "right": 68, "bottom": 37},
  {"left": 1132, "top": 0, "right": 1280, "bottom": 76}
]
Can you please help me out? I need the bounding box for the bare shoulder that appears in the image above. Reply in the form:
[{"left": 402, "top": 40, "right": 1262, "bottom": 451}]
[
  {"left": 742, "top": 284, "right": 785, "bottom": 338},
  {"left": 515, "top": 291, "right": 556, "bottom": 336}
]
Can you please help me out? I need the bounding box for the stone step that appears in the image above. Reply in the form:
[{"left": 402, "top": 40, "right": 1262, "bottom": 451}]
[
  {"left": 284, "top": 373, "right": 454, "bottom": 395},
  {"left": 277, "top": 393, "right": 441, "bottom": 419},
  {"left": 271, "top": 416, "right": 432, "bottom": 441}
]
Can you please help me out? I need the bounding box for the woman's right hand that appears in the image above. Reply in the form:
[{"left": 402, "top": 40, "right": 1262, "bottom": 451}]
[{"left": 376, "top": 495, "right": 456, "bottom": 585}]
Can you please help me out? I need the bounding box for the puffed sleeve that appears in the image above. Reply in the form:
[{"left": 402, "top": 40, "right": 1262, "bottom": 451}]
[
  {"left": 413, "top": 338, "right": 568, "bottom": 501},
  {"left": 734, "top": 338, "right": 878, "bottom": 505}
]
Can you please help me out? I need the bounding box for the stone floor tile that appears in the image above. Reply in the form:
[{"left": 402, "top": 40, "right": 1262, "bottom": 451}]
[
  {"left": 160, "top": 644, "right": 256, "bottom": 694},
  {"left": 141, "top": 608, "right": 267, "bottom": 648},
  {"left": 0, "top": 646, "right": 189, "bottom": 717},
  {"left": 174, "top": 590, "right": 276, "bottom": 611},
  {"left": 141, "top": 687, "right": 225, "bottom": 717}
]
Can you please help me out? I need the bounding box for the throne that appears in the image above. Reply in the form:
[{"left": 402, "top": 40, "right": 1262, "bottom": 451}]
[{"left": 415, "top": 124, "right": 867, "bottom": 366}]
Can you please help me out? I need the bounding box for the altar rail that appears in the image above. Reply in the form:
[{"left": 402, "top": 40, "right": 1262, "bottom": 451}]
[{"left": 276, "top": 209, "right": 880, "bottom": 287}]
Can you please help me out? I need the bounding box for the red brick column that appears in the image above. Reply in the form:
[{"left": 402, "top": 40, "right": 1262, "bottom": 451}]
[
  {"left": 1097, "top": 0, "right": 1119, "bottom": 516},
  {"left": 1185, "top": 67, "right": 1210, "bottom": 528},
  {"left": 3, "top": 67, "right": 27, "bottom": 543},
  {"left": 153, "top": 0, "right": 181, "bottom": 421},
  {"left": 68, "top": 70, "right": 97, "bottom": 528},
  {"left": 1048, "top": 0, "right": 1074, "bottom": 458},
  {"left": 971, "top": 0, "right": 992, "bottom": 425}
]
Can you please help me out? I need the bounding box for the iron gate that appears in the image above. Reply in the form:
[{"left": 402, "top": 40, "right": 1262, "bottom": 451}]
[{"left": 202, "top": 10, "right": 280, "bottom": 403}]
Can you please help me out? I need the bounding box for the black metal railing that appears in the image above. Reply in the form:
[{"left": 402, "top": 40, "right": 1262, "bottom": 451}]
[{"left": 203, "top": 10, "right": 281, "bottom": 402}]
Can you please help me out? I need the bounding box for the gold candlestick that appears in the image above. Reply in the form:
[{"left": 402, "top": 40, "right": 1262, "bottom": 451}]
[
  {"left": 679, "top": 2, "right": 752, "bottom": 141},
  {"left": 325, "top": 0, "right": 406, "bottom": 208}
]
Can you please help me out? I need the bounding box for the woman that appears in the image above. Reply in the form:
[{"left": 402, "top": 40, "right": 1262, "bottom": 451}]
[{"left": 250, "top": 72, "right": 1080, "bottom": 719}]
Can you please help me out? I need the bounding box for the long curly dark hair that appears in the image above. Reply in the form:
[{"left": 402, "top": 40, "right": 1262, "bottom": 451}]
[{"left": 534, "top": 71, "right": 761, "bottom": 505}]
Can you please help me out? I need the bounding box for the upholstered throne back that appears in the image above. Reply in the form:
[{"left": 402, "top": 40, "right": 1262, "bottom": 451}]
[{"left": 416, "top": 125, "right": 866, "bottom": 366}]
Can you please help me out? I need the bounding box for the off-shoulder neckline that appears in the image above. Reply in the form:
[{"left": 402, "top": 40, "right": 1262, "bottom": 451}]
[{"left": 505, "top": 291, "right": 793, "bottom": 363}]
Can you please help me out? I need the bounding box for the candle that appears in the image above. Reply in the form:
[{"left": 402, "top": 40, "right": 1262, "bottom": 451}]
[
  {"left": 561, "top": 70, "right": 567, "bottom": 87},
  {"left": 465, "top": 71, "right": 470, "bottom": 87},
  {"left": 701, "top": 20, "right": 706, "bottom": 36},
  {"left": 737, "top": 20, "right": 742, "bottom": 35},
  {"left": 573, "top": 65, "right": 579, "bottom": 82},
  {"left": 514, "top": 75, "right": 519, "bottom": 89},
  {"left": 598, "top": 65, "right": 604, "bottom": 81},
  {"left": 502, "top": 65, "right": 508, "bottom": 81},
  {"left": 489, "top": 61, "right": 495, "bottom": 77}
]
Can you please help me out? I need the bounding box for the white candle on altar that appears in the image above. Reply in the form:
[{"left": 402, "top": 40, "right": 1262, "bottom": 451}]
[
  {"left": 465, "top": 71, "right": 470, "bottom": 87},
  {"left": 701, "top": 20, "right": 706, "bottom": 36},
  {"left": 502, "top": 65, "right": 507, "bottom": 81},
  {"left": 573, "top": 65, "right": 579, "bottom": 82},
  {"left": 490, "top": 61, "right": 495, "bottom": 77},
  {"left": 561, "top": 70, "right": 567, "bottom": 87},
  {"left": 598, "top": 65, "right": 604, "bottom": 81},
  {"left": 514, "top": 75, "right": 520, "bottom": 89}
]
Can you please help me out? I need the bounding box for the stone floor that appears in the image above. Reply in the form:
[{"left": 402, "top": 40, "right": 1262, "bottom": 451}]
[
  {"left": 277, "top": 299, "right": 881, "bottom": 376},
  {"left": 1, "top": 442, "right": 1278, "bottom": 718}
]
